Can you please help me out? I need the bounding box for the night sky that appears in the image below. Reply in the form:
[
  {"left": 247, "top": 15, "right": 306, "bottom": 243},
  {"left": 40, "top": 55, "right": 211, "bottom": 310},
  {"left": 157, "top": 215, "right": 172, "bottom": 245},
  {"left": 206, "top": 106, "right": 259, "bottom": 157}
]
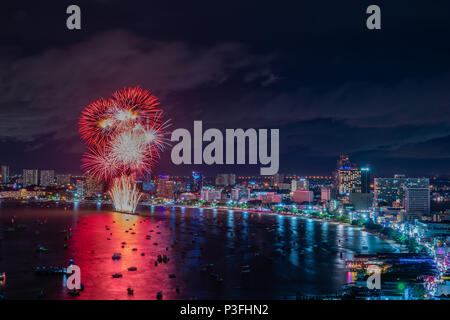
[{"left": 1, "top": 0, "right": 450, "bottom": 177}]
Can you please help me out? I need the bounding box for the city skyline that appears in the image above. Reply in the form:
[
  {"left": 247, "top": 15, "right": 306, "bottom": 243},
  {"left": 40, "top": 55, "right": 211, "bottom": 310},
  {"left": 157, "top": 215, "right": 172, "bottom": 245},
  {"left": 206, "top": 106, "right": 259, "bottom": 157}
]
[{"left": 1, "top": 159, "right": 449, "bottom": 180}]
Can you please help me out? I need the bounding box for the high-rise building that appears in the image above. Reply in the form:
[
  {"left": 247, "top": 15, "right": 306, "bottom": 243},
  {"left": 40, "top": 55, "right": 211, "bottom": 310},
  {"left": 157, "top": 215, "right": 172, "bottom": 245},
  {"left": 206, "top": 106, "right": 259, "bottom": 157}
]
[
  {"left": 291, "top": 178, "right": 309, "bottom": 192},
  {"left": 85, "top": 176, "right": 104, "bottom": 198},
  {"left": 40, "top": 170, "right": 55, "bottom": 187},
  {"left": 75, "top": 179, "right": 84, "bottom": 198},
  {"left": 23, "top": 169, "right": 39, "bottom": 186},
  {"left": 374, "top": 177, "right": 429, "bottom": 207},
  {"left": 333, "top": 155, "right": 362, "bottom": 195},
  {"left": 56, "top": 174, "right": 71, "bottom": 186},
  {"left": 215, "top": 173, "right": 236, "bottom": 186},
  {"left": 293, "top": 190, "right": 314, "bottom": 204},
  {"left": 361, "top": 167, "right": 371, "bottom": 193},
  {"left": 335, "top": 166, "right": 361, "bottom": 195},
  {"left": 187, "top": 171, "right": 202, "bottom": 192},
  {"left": 1, "top": 165, "right": 9, "bottom": 184},
  {"left": 231, "top": 188, "right": 250, "bottom": 201},
  {"left": 405, "top": 187, "right": 430, "bottom": 216},
  {"left": 321, "top": 187, "right": 331, "bottom": 202}
]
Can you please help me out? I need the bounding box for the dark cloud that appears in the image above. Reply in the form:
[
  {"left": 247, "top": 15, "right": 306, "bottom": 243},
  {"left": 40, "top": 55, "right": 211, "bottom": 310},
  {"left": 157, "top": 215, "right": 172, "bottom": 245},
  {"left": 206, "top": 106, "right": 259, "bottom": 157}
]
[{"left": 0, "top": 30, "right": 276, "bottom": 147}]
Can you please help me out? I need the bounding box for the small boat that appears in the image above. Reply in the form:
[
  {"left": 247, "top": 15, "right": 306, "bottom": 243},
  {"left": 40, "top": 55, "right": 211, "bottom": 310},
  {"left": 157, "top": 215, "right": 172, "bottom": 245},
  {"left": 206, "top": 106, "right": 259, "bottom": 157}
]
[
  {"left": 112, "top": 273, "right": 123, "bottom": 278},
  {"left": 112, "top": 253, "right": 121, "bottom": 260},
  {"left": 36, "top": 246, "right": 49, "bottom": 253}
]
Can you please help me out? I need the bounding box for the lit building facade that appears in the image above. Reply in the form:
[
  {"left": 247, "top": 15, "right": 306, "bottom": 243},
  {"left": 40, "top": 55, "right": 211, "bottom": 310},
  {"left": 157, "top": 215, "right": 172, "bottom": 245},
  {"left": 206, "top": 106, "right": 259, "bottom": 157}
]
[
  {"left": 333, "top": 155, "right": 362, "bottom": 195},
  {"left": 186, "top": 171, "right": 202, "bottom": 192},
  {"left": 291, "top": 178, "right": 309, "bottom": 192},
  {"left": 85, "top": 176, "right": 104, "bottom": 198},
  {"left": 156, "top": 177, "right": 177, "bottom": 199},
  {"left": 257, "top": 192, "right": 282, "bottom": 203},
  {"left": 405, "top": 187, "right": 430, "bottom": 215},
  {"left": 231, "top": 188, "right": 250, "bottom": 201},
  {"left": 56, "top": 174, "right": 71, "bottom": 186},
  {"left": 321, "top": 186, "right": 331, "bottom": 202},
  {"left": 293, "top": 190, "right": 314, "bottom": 203},
  {"left": 374, "top": 177, "right": 429, "bottom": 207},
  {"left": 23, "top": 169, "right": 39, "bottom": 186},
  {"left": 40, "top": 170, "right": 55, "bottom": 187},
  {"left": 1, "top": 165, "right": 9, "bottom": 184},
  {"left": 200, "top": 188, "right": 222, "bottom": 202}
]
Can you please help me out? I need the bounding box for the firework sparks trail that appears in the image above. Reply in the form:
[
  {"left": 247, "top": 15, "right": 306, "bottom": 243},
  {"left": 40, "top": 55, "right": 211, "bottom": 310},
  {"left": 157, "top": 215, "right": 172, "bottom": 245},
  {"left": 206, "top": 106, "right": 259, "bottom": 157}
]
[
  {"left": 108, "top": 175, "right": 142, "bottom": 213},
  {"left": 79, "top": 86, "right": 170, "bottom": 213}
]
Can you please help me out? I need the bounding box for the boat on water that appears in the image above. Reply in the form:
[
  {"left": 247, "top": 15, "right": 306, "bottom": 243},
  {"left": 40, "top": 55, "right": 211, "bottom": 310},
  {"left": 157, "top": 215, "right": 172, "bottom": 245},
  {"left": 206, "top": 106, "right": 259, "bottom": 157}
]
[{"left": 112, "top": 253, "right": 121, "bottom": 260}]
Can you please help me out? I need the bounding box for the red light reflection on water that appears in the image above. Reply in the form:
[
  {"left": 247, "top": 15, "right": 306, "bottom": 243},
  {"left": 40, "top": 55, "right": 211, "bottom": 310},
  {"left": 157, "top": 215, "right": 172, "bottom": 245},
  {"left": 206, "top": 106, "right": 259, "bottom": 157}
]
[{"left": 66, "top": 211, "right": 178, "bottom": 299}]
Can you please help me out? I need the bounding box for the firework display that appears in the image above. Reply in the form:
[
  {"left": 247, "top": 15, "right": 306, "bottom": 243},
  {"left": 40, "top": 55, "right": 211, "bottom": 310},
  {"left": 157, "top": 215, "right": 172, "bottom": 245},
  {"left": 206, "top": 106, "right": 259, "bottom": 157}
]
[{"left": 79, "top": 86, "right": 169, "bottom": 213}]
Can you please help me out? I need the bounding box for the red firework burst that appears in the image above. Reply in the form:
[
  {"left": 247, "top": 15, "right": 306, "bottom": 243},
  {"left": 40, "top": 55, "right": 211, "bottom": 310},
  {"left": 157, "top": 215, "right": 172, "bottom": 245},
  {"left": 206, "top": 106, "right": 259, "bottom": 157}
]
[
  {"left": 79, "top": 86, "right": 169, "bottom": 182},
  {"left": 78, "top": 86, "right": 162, "bottom": 147}
]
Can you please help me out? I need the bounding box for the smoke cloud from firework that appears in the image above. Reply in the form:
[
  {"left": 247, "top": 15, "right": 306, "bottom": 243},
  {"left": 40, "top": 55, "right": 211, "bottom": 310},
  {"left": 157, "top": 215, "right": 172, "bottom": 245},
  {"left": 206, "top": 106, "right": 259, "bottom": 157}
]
[{"left": 79, "top": 86, "right": 170, "bottom": 212}]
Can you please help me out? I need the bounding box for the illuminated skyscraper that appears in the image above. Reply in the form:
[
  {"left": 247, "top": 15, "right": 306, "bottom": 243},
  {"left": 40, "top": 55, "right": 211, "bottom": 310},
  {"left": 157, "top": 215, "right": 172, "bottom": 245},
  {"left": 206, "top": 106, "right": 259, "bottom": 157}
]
[
  {"left": 188, "top": 171, "right": 202, "bottom": 192},
  {"left": 1, "top": 165, "right": 9, "bottom": 184},
  {"left": 361, "top": 167, "right": 371, "bottom": 193},
  {"left": 23, "top": 169, "right": 39, "bottom": 186},
  {"left": 333, "top": 156, "right": 361, "bottom": 195},
  {"left": 75, "top": 178, "right": 85, "bottom": 198},
  {"left": 40, "top": 170, "right": 55, "bottom": 186}
]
